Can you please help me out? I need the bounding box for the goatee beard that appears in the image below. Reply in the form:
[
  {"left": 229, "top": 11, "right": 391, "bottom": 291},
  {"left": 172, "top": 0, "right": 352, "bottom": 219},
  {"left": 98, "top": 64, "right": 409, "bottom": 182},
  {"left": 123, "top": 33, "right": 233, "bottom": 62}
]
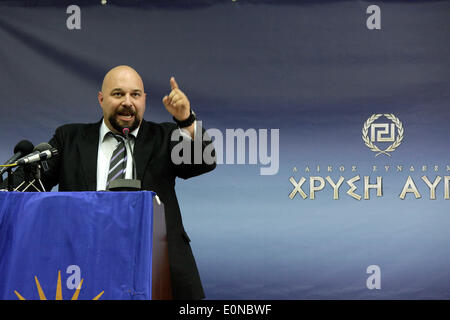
[{"left": 109, "top": 115, "right": 140, "bottom": 135}]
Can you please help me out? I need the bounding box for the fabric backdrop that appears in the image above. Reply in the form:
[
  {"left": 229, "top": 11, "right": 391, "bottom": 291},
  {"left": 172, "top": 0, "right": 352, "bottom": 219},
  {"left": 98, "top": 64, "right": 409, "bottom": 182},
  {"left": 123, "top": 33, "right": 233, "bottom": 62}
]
[{"left": 0, "top": 0, "right": 449, "bottom": 299}]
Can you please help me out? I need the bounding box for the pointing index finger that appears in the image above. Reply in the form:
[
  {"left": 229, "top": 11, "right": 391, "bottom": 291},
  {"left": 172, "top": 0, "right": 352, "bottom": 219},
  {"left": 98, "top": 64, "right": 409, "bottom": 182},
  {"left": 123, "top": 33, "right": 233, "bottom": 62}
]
[{"left": 170, "top": 76, "right": 179, "bottom": 90}]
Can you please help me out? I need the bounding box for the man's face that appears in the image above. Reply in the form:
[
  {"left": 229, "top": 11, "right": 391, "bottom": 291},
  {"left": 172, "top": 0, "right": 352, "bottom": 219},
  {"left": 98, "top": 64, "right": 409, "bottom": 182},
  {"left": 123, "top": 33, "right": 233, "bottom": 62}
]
[{"left": 98, "top": 67, "right": 146, "bottom": 134}]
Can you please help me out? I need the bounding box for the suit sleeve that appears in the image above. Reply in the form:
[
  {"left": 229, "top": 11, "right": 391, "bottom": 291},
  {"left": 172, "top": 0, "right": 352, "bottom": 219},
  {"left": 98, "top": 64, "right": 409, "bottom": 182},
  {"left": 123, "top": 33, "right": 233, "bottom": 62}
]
[
  {"left": 169, "top": 122, "right": 216, "bottom": 180},
  {"left": 40, "top": 126, "right": 64, "bottom": 191}
]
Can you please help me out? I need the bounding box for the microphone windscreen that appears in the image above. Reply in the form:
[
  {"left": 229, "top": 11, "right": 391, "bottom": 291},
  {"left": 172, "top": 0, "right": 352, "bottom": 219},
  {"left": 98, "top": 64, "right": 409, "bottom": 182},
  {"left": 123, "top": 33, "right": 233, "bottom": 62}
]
[
  {"left": 13, "top": 140, "right": 34, "bottom": 155},
  {"left": 33, "top": 143, "right": 52, "bottom": 152}
]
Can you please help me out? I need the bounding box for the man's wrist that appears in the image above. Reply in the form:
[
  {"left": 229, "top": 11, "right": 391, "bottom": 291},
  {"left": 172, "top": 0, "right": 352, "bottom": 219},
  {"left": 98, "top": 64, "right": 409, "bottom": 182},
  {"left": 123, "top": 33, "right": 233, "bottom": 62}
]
[{"left": 173, "top": 109, "right": 196, "bottom": 128}]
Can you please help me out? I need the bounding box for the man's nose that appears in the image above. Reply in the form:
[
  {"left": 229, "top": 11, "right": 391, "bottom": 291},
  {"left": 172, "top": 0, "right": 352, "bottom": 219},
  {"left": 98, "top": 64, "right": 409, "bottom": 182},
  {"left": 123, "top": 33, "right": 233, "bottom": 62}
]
[{"left": 122, "top": 93, "right": 133, "bottom": 106}]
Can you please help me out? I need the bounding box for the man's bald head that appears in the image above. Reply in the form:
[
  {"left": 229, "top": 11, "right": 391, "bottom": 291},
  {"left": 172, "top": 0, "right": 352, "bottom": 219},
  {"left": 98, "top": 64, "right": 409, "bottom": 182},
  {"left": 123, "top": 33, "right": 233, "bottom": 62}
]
[
  {"left": 101, "top": 65, "right": 145, "bottom": 93},
  {"left": 98, "top": 65, "right": 146, "bottom": 134}
]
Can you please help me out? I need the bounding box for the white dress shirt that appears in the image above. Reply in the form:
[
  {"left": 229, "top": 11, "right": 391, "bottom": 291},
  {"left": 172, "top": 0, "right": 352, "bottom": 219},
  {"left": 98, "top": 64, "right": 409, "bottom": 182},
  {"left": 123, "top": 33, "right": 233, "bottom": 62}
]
[{"left": 96, "top": 120, "right": 139, "bottom": 191}]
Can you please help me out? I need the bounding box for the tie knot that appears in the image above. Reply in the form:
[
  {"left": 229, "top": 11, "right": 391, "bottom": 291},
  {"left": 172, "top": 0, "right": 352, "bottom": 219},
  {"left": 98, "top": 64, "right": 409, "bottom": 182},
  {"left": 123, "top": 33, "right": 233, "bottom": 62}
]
[{"left": 107, "top": 132, "right": 126, "bottom": 143}]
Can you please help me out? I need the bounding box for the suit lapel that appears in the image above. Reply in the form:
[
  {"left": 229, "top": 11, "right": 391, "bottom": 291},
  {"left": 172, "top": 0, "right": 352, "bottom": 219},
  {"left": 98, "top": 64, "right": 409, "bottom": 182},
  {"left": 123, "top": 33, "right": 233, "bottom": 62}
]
[
  {"left": 134, "top": 120, "right": 156, "bottom": 181},
  {"left": 77, "top": 121, "right": 101, "bottom": 191}
]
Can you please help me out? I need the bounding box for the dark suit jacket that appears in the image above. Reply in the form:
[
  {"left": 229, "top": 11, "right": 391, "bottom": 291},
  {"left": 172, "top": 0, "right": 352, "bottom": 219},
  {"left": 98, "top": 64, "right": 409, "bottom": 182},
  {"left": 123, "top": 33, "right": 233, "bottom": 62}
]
[{"left": 29, "top": 119, "right": 216, "bottom": 300}]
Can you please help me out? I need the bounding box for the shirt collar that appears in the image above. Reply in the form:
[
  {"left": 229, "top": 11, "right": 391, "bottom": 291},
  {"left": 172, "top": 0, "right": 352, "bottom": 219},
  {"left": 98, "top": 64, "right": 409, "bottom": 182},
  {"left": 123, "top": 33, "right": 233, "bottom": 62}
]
[{"left": 100, "top": 119, "right": 140, "bottom": 142}]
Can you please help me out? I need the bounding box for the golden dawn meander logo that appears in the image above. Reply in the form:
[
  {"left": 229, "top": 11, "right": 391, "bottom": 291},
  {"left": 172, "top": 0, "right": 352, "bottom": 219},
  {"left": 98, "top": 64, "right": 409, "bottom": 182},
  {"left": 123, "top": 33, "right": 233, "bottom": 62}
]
[{"left": 362, "top": 113, "right": 403, "bottom": 157}]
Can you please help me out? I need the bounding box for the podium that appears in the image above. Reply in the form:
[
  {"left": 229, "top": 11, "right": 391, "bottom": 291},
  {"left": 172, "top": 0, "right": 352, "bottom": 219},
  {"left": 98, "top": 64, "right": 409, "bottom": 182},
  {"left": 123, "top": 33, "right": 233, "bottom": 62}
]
[{"left": 0, "top": 191, "right": 172, "bottom": 300}]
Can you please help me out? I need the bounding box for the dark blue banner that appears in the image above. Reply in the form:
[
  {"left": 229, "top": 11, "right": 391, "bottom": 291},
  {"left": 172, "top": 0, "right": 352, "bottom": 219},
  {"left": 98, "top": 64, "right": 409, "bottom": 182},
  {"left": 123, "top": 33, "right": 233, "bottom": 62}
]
[{"left": 0, "top": 191, "right": 154, "bottom": 300}]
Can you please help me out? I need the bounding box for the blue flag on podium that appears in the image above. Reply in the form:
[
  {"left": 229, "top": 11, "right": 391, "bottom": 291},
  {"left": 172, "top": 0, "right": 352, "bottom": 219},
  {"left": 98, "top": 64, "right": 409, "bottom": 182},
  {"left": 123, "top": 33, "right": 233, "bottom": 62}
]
[{"left": 0, "top": 191, "right": 154, "bottom": 300}]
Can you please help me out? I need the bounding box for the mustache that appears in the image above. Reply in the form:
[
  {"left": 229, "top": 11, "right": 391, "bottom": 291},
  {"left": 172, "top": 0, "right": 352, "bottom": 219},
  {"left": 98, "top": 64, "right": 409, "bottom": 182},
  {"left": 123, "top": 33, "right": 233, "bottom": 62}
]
[{"left": 115, "top": 106, "right": 136, "bottom": 116}]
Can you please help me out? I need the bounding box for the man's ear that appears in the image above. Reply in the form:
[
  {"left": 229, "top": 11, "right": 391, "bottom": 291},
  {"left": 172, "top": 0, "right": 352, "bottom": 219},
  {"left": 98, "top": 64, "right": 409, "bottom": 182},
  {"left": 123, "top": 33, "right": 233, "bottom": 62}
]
[{"left": 98, "top": 91, "right": 103, "bottom": 107}]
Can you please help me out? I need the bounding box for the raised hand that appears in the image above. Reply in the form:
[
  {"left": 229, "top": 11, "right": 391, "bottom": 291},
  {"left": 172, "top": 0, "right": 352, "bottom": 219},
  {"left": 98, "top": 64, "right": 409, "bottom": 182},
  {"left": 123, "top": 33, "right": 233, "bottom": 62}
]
[{"left": 162, "top": 77, "right": 191, "bottom": 121}]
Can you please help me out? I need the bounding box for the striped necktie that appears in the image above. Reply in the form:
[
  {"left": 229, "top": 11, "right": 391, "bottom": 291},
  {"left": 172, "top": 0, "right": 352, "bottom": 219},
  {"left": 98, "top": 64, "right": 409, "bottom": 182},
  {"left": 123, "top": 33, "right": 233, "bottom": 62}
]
[{"left": 107, "top": 133, "right": 127, "bottom": 186}]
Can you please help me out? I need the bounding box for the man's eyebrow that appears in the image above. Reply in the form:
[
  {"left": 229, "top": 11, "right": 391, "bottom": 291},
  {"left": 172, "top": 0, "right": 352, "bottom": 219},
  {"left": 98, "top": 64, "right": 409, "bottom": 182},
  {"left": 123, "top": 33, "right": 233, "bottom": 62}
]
[{"left": 110, "top": 88, "right": 142, "bottom": 93}]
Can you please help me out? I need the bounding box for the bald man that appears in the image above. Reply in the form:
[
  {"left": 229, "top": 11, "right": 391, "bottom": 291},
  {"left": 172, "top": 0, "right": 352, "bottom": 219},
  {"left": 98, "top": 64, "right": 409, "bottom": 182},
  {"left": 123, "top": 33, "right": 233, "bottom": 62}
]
[{"left": 10, "top": 66, "right": 216, "bottom": 299}]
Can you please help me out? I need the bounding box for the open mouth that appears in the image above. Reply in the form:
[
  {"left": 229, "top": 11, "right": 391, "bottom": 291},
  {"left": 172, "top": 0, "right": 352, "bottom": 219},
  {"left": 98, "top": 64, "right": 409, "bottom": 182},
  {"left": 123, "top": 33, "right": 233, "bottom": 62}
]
[
  {"left": 116, "top": 109, "right": 135, "bottom": 121},
  {"left": 117, "top": 114, "right": 134, "bottom": 121}
]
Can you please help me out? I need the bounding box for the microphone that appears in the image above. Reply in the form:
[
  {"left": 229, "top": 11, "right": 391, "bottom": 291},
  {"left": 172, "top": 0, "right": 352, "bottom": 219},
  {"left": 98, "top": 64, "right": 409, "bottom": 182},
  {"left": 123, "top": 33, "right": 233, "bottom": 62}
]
[
  {"left": 16, "top": 143, "right": 50, "bottom": 163},
  {"left": 16, "top": 143, "right": 58, "bottom": 165},
  {"left": 122, "top": 127, "right": 137, "bottom": 180},
  {"left": 0, "top": 140, "right": 34, "bottom": 176}
]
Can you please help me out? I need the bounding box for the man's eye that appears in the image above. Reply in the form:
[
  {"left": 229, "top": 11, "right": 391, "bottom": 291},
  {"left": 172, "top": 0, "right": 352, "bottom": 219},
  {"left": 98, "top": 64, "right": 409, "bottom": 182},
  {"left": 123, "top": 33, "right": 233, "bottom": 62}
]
[
  {"left": 132, "top": 93, "right": 141, "bottom": 97},
  {"left": 113, "top": 92, "right": 123, "bottom": 97}
]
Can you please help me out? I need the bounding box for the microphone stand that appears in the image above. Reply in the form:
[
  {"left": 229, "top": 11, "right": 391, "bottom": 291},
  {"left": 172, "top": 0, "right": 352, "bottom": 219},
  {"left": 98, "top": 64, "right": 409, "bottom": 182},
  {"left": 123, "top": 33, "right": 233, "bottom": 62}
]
[
  {"left": 7, "top": 167, "right": 13, "bottom": 192},
  {"left": 16, "top": 163, "right": 45, "bottom": 192}
]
